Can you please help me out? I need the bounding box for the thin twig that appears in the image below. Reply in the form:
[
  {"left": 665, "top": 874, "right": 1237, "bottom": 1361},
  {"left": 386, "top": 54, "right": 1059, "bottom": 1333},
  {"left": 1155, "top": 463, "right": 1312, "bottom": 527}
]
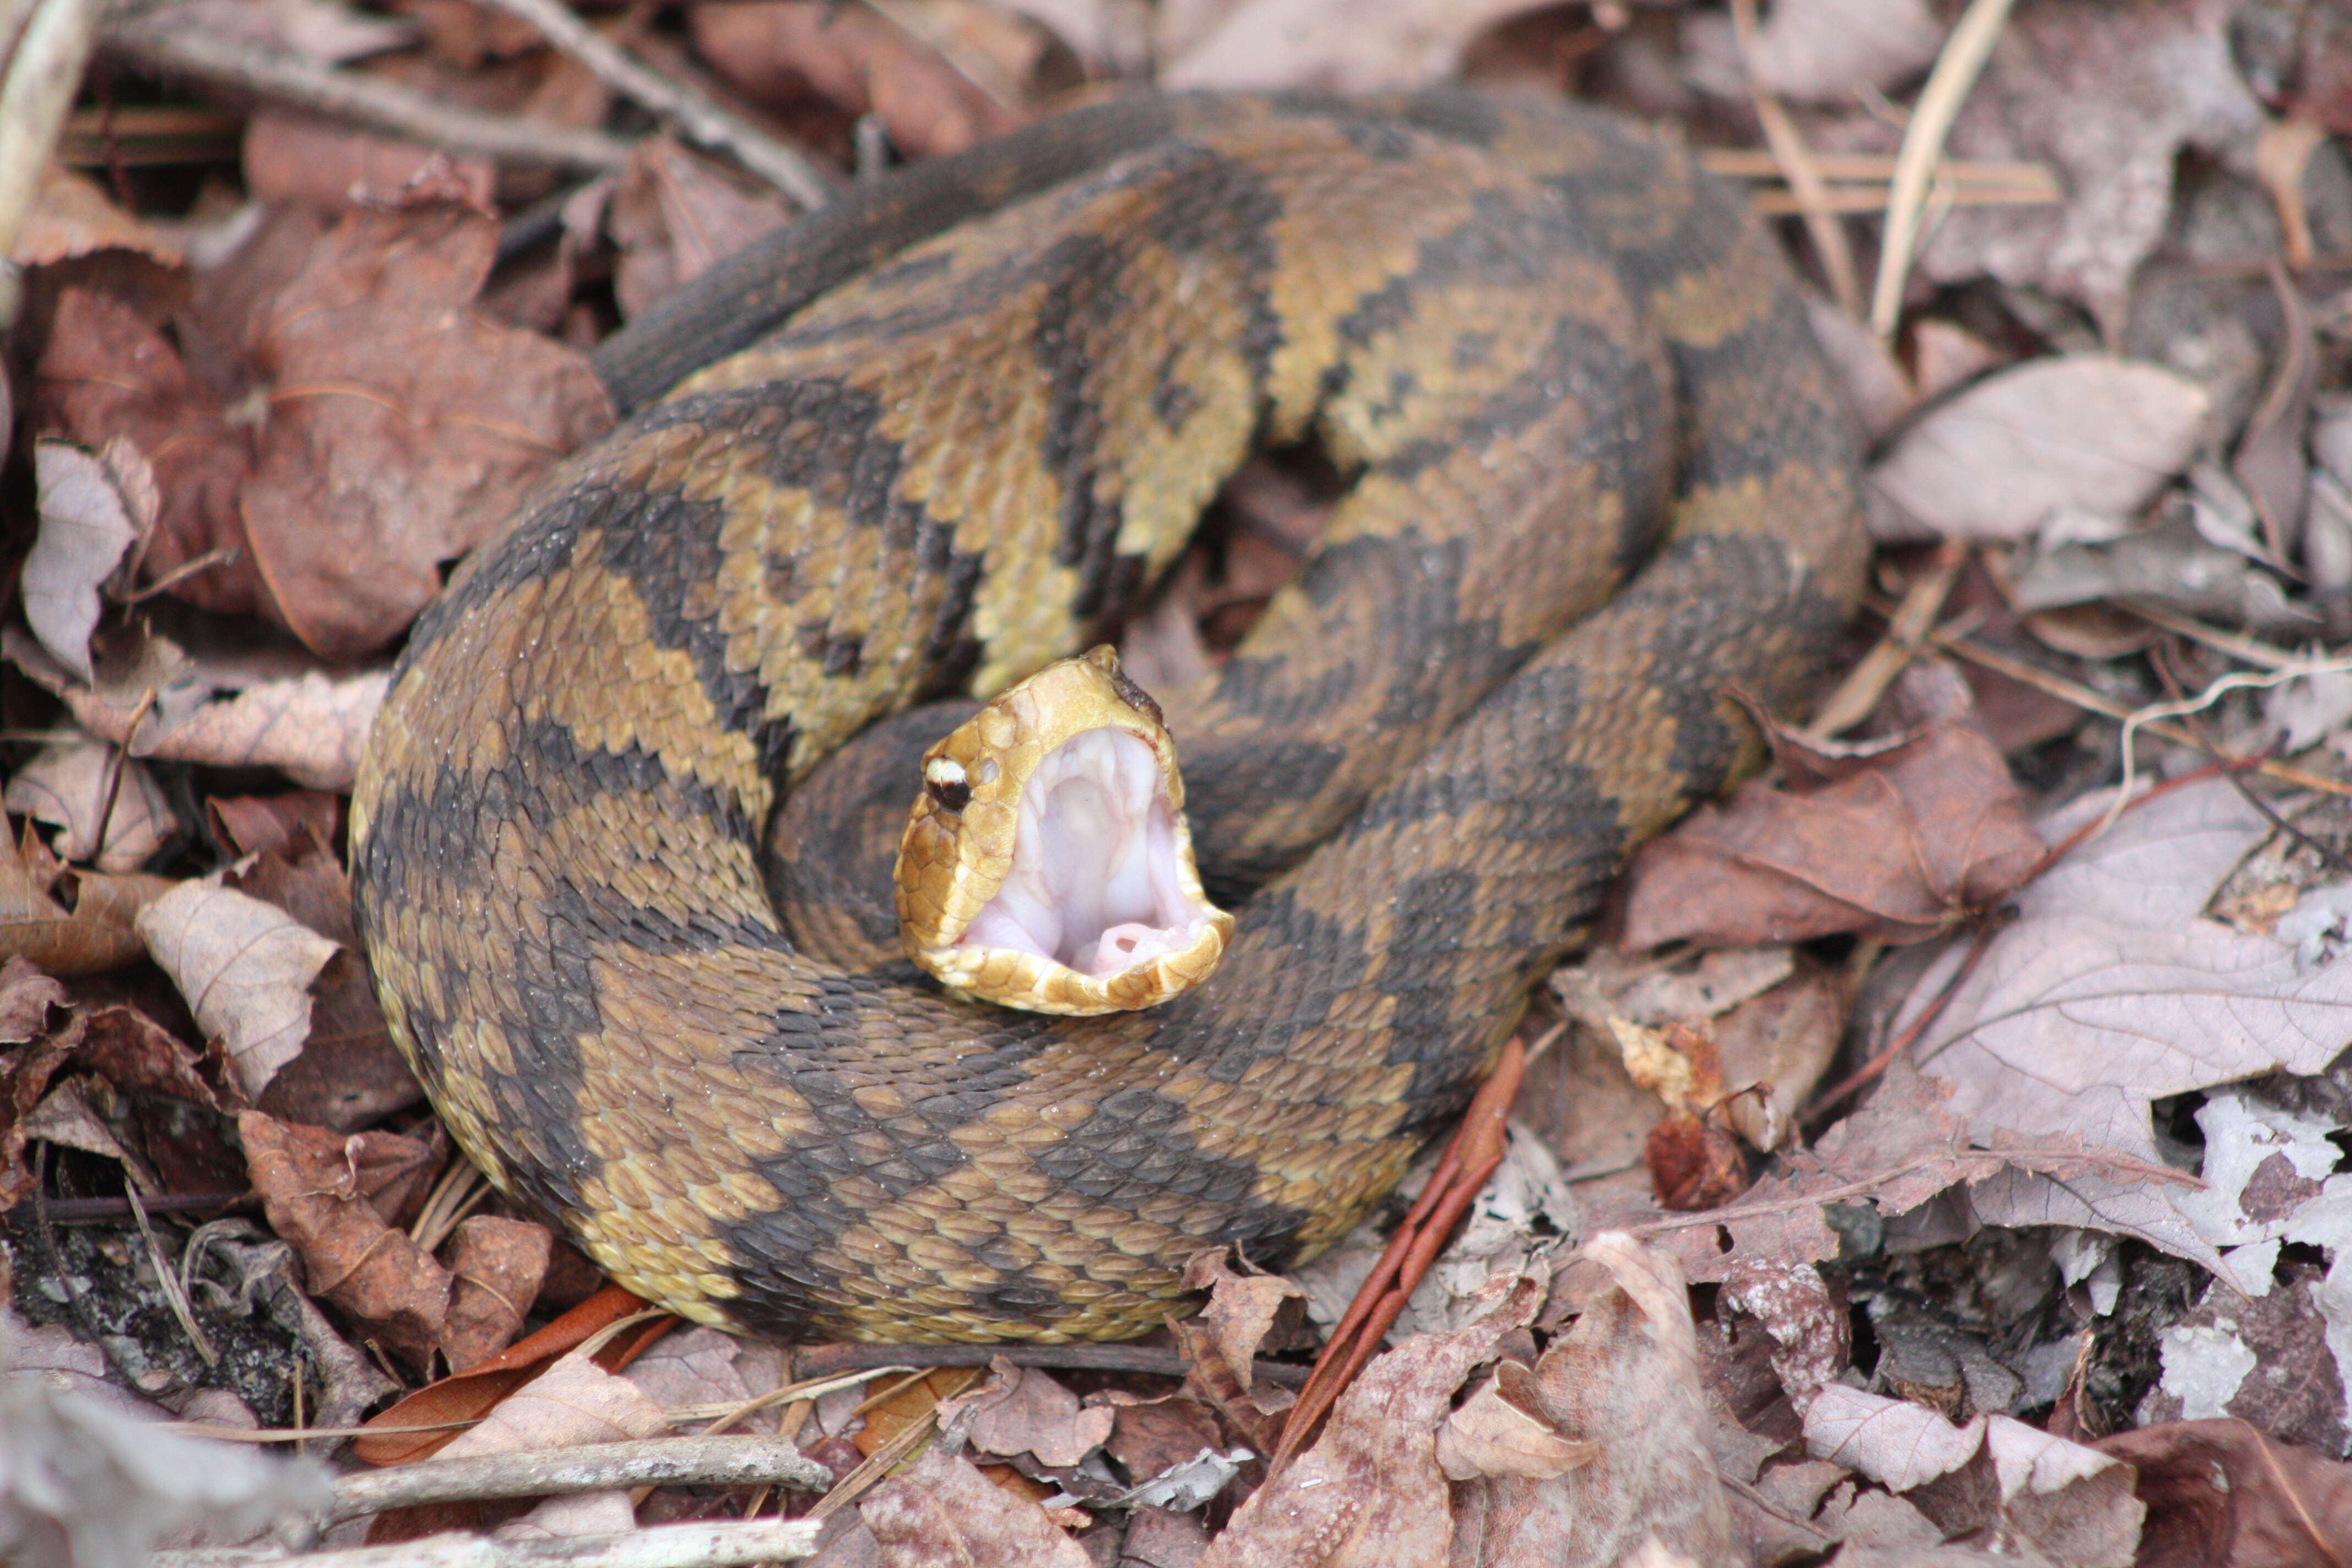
[
  {"left": 1806, "top": 541, "right": 1968, "bottom": 737},
  {"left": 2093, "top": 650, "right": 2352, "bottom": 840},
  {"left": 325, "top": 1435, "right": 831, "bottom": 1525},
  {"left": 154, "top": 1517, "right": 820, "bottom": 1568},
  {"left": 124, "top": 1179, "right": 219, "bottom": 1366},
  {"left": 466, "top": 0, "right": 834, "bottom": 207},
  {"left": 1729, "top": 0, "right": 1860, "bottom": 318},
  {"left": 1869, "top": 0, "right": 2019, "bottom": 336},
  {"left": 91, "top": 684, "right": 157, "bottom": 869},
  {"left": 1746, "top": 183, "right": 2055, "bottom": 217},
  {"left": 0, "top": 0, "right": 104, "bottom": 324},
  {"left": 1930, "top": 629, "right": 2352, "bottom": 796},
  {"left": 409, "top": 1157, "right": 488, "bottom": 1255},
  {"left": 102, "top": 15, "right": 633, "bottom": 171},
  {"left": 805, "top": 1368, "right": 984, "bottom": 1521},
  {"left": 1698, "top": 149, "right": 2055, "bottom": 186}
]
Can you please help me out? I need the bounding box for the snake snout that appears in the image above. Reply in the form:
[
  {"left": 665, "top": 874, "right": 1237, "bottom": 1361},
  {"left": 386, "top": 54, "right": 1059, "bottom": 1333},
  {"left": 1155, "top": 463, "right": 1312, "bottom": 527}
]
[{"left": 896, "top": 647, "right": 1234, "bottom": 1015}]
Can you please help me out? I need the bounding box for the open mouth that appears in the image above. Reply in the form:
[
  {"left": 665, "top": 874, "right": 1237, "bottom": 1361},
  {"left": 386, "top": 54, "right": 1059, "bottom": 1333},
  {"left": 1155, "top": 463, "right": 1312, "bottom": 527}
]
[{"left": 957, "top": 727, "right": 1220, "bottom": 977}]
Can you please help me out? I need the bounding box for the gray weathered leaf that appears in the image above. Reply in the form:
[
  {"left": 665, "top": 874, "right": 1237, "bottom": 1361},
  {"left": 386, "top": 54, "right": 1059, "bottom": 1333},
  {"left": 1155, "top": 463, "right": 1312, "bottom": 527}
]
[
  {"left": 137, "top": 876, "right": 338, "bottom": 1098},
  {"left": 4, "top": 736, "right": 176, "bottom": 872},
  {"left": 1904, "top": 779, "right": 2352, "bottom": 1166},
  {"left": 1868, "top": 357, "right": 2210, "bottom": 542},
  {"left": 25, "top": 440, "right": 149, "bottom": 683}
]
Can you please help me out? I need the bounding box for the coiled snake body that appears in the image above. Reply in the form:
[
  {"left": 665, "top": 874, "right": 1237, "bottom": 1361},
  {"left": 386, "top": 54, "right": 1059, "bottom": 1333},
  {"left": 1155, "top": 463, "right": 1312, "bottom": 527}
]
[{"left": 350, "top": 92, "right": 1866, "bottom": 1343}]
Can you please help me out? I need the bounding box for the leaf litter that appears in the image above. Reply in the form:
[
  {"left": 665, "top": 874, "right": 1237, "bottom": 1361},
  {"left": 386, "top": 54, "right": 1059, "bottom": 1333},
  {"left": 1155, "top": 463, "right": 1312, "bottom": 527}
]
[{"left": 9, "top": 1, "right": 2352, "bottom": 1566}]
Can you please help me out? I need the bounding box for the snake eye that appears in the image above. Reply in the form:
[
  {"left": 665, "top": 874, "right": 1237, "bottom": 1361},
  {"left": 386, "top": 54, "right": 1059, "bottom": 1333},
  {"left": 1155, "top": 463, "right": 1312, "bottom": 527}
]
[{"left": 924, "top": 757, "right": 972, "bottom": 812}]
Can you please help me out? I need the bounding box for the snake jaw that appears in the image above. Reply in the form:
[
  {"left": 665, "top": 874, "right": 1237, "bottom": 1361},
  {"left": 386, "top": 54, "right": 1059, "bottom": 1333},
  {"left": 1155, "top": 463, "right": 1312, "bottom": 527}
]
[{"left": 897, "top": 646, "right": 1234, "bottom": 1015}]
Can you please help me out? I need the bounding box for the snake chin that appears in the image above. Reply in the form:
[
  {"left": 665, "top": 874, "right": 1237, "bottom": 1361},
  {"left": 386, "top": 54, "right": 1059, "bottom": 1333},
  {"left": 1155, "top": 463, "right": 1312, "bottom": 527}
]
[{"left": 961, "top": 727, "right": 1217, "bottom": 977}]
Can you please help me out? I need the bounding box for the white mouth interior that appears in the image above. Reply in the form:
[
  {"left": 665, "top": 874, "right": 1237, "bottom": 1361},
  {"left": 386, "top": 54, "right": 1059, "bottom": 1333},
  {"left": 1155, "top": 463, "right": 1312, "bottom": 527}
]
[{"left": 957, "top": 728, "right": 1213, "bottom": 976}]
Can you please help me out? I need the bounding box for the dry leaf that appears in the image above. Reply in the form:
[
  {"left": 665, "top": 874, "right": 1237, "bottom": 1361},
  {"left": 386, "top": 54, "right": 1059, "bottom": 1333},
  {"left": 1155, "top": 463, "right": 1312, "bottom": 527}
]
[
  {"left": 1904, "top": 778, "right": 2352, "bottom": 1169},
  {"left": 686, "top": 1, "right": 1028, "bottom": 159},
  {"left": 24, "top": 440, "right": 150, "bottom": 683},
  {"left": 1613, "top": 667, "right": 2043, "bottom": 948},
  {"left": 1717, "top": 1260, "right": 1848, "bottom": 1402},
  {"left": 439, "top": 1216, "right": 553, "bottom": 1374},
  {"left": 965, "top": 1360, "right": 1117, "bottom": 1471},
  {"left": 424, "top": 1346, "right": 673, "bottom": 1540},
  {"left": 13, "top": 164, "right": 185, "bottom": 268},
  {"left": 241, "top": 1110, "right": 453, "bottom": 1368},
  {"left": 242, "top": 111, "right": 496, "bottom": 211},
  {"left": 37, "top": 199, "right": 612, "bottom": 661},
  {"left": 1803, "top": 1385, "right": 2144, "bottom": 1565},
  {"left": 860, "top": 1441, "right": 1093, "bottom": 1568},
  {"left": 139, "top": 876, "right": 337, "bottom": 1099},
  {"left": 2096, "top": 1418, "right": 2352, "bottom": 1568},
  {"left": 606, "top": 138, "right": 795, "bottom": 322},
  {"left": 231, "top": 846, "right": 413, "bottom": 1131},
  {"left": 4, "top": 623, "right": 389, "bottom": 794},
  {"left": 1161, "top": 0, "right": 1553, "bottom": 91},
  {"left": 1450, "top": 1237, "right": 1726, "bottom": 1568},
  {"left": 5, "top": 736, "right": 177, "bottom": 873},
  {"left": 1907, "top": 0, "right": 2267, "bottom": 337},
  {"left": 1435, "top": 1366, "right": 1599, "bottom": 1482},
  {"left": 1740, "top": 0, "right": 1943, "bottom": 102},
  {"left": 226, "top": 201, "right": 613, "bottom": 660},
  {"left": 1184, "top": 1251, "right": 1307, "bottom": 1397},
  {"left": 0, "top": 825, "right": 172, "bottom": 976},
  {"left": 1866, "top": 356, "right": 2212, "bottom": 542},
  {"left": 1201, "top": 1272, "right": 1542, "bottom": 1568}
]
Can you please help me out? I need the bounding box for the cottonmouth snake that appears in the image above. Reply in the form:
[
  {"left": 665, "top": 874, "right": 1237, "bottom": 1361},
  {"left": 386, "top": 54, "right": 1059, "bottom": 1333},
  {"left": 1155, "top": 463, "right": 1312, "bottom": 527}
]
[{"left": 349, "top": 91, "right": 1867, "bottom": 1344}]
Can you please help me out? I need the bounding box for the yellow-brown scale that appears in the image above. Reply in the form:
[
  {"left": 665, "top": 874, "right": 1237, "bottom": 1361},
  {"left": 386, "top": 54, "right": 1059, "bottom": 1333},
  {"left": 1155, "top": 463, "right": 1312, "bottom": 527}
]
[{"left": 351, "top": 95, "right": 1866, "bottom": 1343}]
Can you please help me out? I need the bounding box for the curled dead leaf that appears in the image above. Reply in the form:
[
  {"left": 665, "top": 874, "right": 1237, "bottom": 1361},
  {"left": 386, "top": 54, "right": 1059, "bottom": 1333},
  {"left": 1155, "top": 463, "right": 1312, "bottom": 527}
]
[
  {"left": 5, "top": 736, "right": 177, "bottom": 873},
  {"left": 140, "top": 877, "right": 337, "bottom": 1100},
  {"left": 1435, "top": 1364, "right": 1600, "bottom": 1482},
  {"left": 24, "top": 439, "right": 151, "bottom": 683},
  {"left": 240, "top": 1110, "right": 452, "bottom": 1369}
]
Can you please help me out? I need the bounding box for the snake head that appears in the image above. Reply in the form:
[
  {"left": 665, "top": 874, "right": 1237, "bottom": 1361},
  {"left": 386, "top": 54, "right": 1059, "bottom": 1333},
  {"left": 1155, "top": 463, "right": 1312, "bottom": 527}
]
[{"left": 896, "top": 645, "right": 1234, "bottom": 1015}]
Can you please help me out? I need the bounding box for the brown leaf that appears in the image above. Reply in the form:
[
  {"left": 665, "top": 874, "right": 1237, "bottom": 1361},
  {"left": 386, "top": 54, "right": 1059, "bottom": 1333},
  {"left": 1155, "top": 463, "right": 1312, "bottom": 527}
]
[
  {"left": 1803, "top": 1385, "right": 2144, "bottom": 1564},
  {"left": 227, "top": 199, "right": 612, "bottom": 660},
  {"left": 206, "top": 792, "right": 341, "bottom": 861},
  {"left": 1906, "top": 0, "right": 2266, "bottom": 338},
  {"left": 14, "top": 165, "right": 184, "bottom": 269},
  {"left": 1184, "top": 1250, "right": 1307, "bottom": 1397},
  {"left": 2096, "top": 1418, "right": 2352, "bottom": 1568},
  {"left": 240, "top": 1109, "right": 452, "bottom": 1368},
  {"left": 606, "top": 138, "right": 794, "bottom": 322},
  {"left": 441, "top": 1215, "right": 553, "bottom": 1372},
  {"left": 37, "top": 199, "right": 612, "bottom": 661},
  {"left": 0, "top": 823, "right": 172, "bottom": 976},
  {"left": 1106, "top": 1394, "right": 1226, "bottom": 1487},
  {"left": 1161, "top": 0, "right": 1555, "bottom": 92},
  {"left": 0, "top": 986, "right": 83, "bottom": 1206},
  {"left": 1434, "top": 1365, "right": 1600, "bottom": 1482},
  {"left": 861, "top": 1441, "right": 1093, "bottom": 1568},
  {"left": 0, "top": 958, "right": 69, "bottom": 1044},
  {"left": 34, "top": 286, "right": 264, "bottom": 620},
  {"left": 963, "top": 1359, "right": 1115, "bottom": 1471},
  {"left": 1613, "top": 668, "right": 2043, "bottom": 949},
  {"left": 1201, "top": 1273, "right": 1542, "bottom": 1568},
  {"left": 1450, "top": 1235, "right": 1727, "bottom": 1568},
  {"left": 5, "top": 736, "right": 177, "bottom": 873},
  {"left": 242, "top": 111, "right": 497, "bottom": 212},
  {"left": 231, "top": 847, "right": 416, "bottom": 1130},
  {"left": 352, "top": 1284, "right": 663, "bottom": 1465},
  {"left": 686, "top": 1, "right": 1029, "bottom": 159},
  {"left": 78, "top": 1002, "right": 218, "bottom": 1108},
  {"left": 138, "top": 876, "right": 339, "bottom": 1100},
  {"left": 4, "top": 620, "right": 391, "bottom": 794}
]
